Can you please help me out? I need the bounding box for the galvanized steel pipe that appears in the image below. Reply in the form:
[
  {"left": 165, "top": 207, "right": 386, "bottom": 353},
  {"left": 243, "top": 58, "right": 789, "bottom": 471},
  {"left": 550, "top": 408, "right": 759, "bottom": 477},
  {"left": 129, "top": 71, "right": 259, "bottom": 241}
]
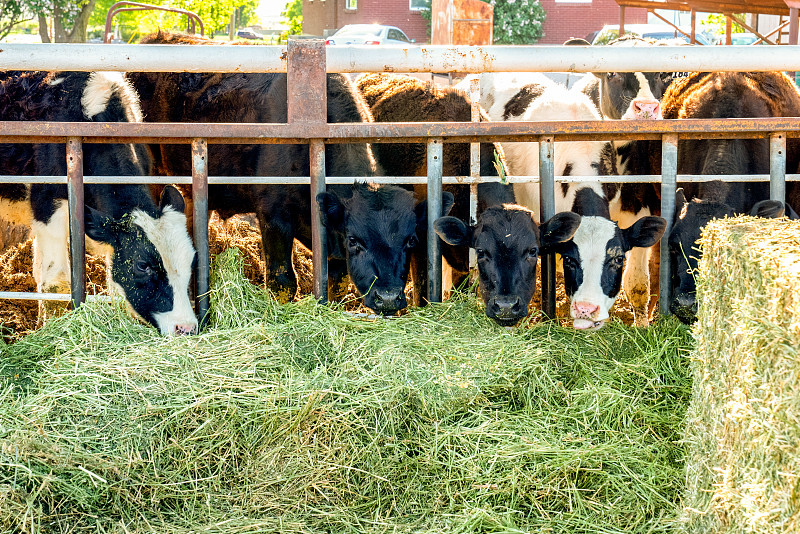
[
  {"left": 659, "top": 135, "right": 679, "bottom": 316},
  {"left": 192, "top": 138, "right": 210, "bottom": 328},
  {"left": 539, "top": 136, "right": 556, "bottom": 319},
  {"left": 310, "top": 140, "right": 328, "bottom": 302},
  {"left": 770, "top": 132, "right": 787, "bottom": 204},
  {"left": 427, "top": 139, "right": 444, "bottom": 303},
  {"left": 66, "top": 138, "right": 86, "bottom": 308}
]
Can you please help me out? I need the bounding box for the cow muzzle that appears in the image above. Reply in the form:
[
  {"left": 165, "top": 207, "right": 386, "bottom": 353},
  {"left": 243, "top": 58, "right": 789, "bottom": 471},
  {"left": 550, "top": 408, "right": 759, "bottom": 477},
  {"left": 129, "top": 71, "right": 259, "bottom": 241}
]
[
  {"left": 571, "top": 301, "right": 606, "bottom": 330},
  {"left": 487, "top": 295, "right": 526, "bottom": 326},
  {"left": 367, "top": 287, "right": 407, "bottom": 315},
  {"left": 670, "top": 292, "right": 697, "bottom": 324},
  {"left": 623, "top": 98, "right": 662, "bottom": 120}
]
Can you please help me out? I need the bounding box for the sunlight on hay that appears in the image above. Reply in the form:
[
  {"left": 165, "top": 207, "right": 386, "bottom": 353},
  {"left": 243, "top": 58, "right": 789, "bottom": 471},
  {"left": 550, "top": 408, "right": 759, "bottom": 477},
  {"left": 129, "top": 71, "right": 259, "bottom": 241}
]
[
  {"left": 683, "top": 216, "right": 800, "bottom": 534},
  {"left": 1, "top": 248, "right": 692, "bottom": 533}
]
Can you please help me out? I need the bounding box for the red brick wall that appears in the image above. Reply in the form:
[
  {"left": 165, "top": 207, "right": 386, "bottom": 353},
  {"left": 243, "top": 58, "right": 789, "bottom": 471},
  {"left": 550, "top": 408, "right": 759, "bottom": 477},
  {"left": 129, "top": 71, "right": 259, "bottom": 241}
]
[
  {"left": 303, "top": 0, "right": 429, "bottom": 43},
  {"left": 537, "top": 0, "right": 647, "bottom": 44}
]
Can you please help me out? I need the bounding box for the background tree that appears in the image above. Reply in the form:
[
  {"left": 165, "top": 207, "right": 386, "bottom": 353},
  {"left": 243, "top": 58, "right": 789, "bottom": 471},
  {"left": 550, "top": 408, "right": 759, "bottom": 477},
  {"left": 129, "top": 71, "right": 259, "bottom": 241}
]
[
  {"left": 30, "top": 0, "right": 98, "bottom": 42},
  {"left": 281, "top": 0, "right": 301, "bottom": 40},
  {"left": 1, "top": 0, "right": 33, "bottom": 40},
  {"left": 491, "top": 0, "right": 545, "bottom": 45},
  {"left": 701, "top": 13, "right": 745, "bottom": 43}
]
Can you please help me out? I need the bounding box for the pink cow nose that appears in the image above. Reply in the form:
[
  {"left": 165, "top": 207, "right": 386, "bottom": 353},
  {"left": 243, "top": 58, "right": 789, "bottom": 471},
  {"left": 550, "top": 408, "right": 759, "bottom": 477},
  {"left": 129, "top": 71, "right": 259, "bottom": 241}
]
[
  {"left": 632, "top": 98, "right": 661, "bottom": 119},
  {"left": 174, "top": 323, "right": 197, "bottom": 336},
  {"left": 572, "top": 301, "right": 600, "bottom": 320}
]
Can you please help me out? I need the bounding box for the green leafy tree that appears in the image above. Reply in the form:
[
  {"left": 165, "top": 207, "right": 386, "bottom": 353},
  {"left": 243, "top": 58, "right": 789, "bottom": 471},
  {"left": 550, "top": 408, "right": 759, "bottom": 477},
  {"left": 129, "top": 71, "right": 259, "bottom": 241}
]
[
  {"left": 492, "top": 0, "right": 545, "bottom": 45},
  {"left": 28, "top": 0, "right": 98, "bottom": 42},
  {"left": 1, "top": 0, "right": 34, "bottom": 40},
  {"left": 701, "top": 13, "right": 745, "bottom": 43},
  {"left": 281, "top": 0, "right": 300, "bottom": 39}
]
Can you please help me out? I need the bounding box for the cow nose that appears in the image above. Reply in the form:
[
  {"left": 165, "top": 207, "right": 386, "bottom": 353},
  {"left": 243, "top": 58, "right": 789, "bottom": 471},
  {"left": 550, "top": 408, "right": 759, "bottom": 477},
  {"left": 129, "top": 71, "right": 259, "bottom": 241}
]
[
  {"left": 572, "top": 301, "right": 600, "bottom": 320},
  {"left": 372, "top": 288, "right": 406, "bottom": 314},
  {"left": 174, "top": 323, "right": 197, "bottom": 336},
  {"left": 490, "top": 295, "right": 524, "bottom": 318},
  {"left": 631, "top": 98, "right": 661, "bottom": 119},
  {"left": 670, "top": 293, "right": 698, "bottom": 324}
]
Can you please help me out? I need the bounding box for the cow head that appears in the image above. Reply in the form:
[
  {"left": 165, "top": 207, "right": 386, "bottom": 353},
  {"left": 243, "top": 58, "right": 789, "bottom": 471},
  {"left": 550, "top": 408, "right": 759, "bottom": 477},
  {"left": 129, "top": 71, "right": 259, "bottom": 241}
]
[
  {"left": 668, "top": 189, "right": 786, "bottom": 324},
  {"left": 85, "top": 186, "right": 198, "bottom": 335},
  {"left": 553, "top": 214, "right": 666, "bottom": 330},
  {"left": 318, "top": 183, "right": 454, "bottom": 315},
  {"left": 593, "top": 36, "right": 677, "bottom": 120},
  {"left": 435, "top": 205, "right": 581, "bottom": 326}
]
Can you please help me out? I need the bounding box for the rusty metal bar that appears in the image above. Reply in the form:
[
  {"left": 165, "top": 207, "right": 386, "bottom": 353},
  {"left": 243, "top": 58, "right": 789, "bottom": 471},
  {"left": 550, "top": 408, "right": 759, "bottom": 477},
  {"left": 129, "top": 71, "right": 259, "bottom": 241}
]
[
  {"left": 539, "top": 136, "right": 556, "bottom": 319},
  {"left": 192, "top": 138, "right": 209, "bottom": 328},
  {"left": 791, "top": 8, "right": 799, "bottom": 46},
  {"left": 770, "top": 132, "right": 787, "bottom": 204},
  {"left": 0, "top": 292, "right": 114, "bottom": 302},
  {"left": 427, "top": 139, "right": 444, "bottom": 303},
  {"left": 66, "top": 138, "right": 86, "bottom": 308},
  {"left": 287, "top": 39, "right": 328, "bottom": 302},
  {"left": 5, "top": 117, "right": 800, "bottom": 144},
  {"left": 660, "top": 134, "right": 679, "bottom": 316},
  {"left": 310, "top": 140, "right": 328, "bottom": 302}
]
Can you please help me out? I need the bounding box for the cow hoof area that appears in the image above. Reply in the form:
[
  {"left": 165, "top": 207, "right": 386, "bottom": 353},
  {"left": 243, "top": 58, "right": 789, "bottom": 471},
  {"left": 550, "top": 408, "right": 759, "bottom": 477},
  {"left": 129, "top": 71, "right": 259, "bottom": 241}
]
[{"left": 37, "top": 283, "right": 71, "bottom": 328}]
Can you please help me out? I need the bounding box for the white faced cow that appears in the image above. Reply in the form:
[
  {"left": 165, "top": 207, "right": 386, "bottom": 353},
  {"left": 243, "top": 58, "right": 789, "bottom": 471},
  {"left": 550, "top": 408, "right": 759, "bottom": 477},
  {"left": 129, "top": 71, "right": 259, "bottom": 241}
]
[
  {"left": 0, "top": 71, "right": 197, "bottom": 335},
  {"left": 471, "top": 71, "right": 666, "bottom": 328}
]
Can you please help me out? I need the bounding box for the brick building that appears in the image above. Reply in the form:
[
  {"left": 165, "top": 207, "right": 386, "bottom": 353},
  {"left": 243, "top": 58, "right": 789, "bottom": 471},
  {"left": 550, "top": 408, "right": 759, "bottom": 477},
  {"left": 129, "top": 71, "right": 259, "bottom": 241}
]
[
  {"left": 538, "top": 0, "right": 646, "bottom": 44},
  {"left": 302, "top": 0, "right": 429, "bottom": 43}
]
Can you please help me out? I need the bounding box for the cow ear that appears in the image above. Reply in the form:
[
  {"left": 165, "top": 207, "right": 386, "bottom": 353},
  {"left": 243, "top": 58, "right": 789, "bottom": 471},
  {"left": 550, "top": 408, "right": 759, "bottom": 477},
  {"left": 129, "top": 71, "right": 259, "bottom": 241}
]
[
  {"left": 622, "top": 216, "right": 667, "bottom": 250},
  {"left": 434, "top": 216, "right": 472, "bottom": 247},
  {"left": 160, "top": 185, "right": 186, "bottom": 214},
  {"left": 85, "top": 205, "right": 115, "bottom": 245},
  {"left": 750, "top": 199, "right": 785, "bottom": 219},
  {"left": 317, "top": 192, "right": 345, "bottom": 230},
  {"left": 675, "top": 188, "right": 687, "bottom": 220},
  {"left": 415, "top": 191, "right": 456, "bottom": 229},
  {"left": 540, "top": 212, "right": 581, "bottom": 248}
]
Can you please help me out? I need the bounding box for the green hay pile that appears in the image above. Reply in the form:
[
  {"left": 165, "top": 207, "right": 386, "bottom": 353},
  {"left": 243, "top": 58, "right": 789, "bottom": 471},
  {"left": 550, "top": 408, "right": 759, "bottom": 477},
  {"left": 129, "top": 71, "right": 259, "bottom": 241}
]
[
  {"left": 682, "top": 216, "right": 800, "bottom": 534},
  {"left": 1, "top": 249, "right": 692, "bottom": 533}
]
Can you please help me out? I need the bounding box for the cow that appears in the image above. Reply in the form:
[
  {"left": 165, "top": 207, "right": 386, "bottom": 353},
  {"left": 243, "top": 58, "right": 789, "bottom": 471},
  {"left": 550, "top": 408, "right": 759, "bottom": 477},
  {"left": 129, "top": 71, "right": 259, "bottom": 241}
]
[
  {"left": 0, "top": 70, "right": 197, "bottom": 335},
  {"left": 353, "top": 73, "right": 515, "bottom": 303},
  {"left": 131, "top": 32, "right": 453, "bottom": 315},
  {"left": 470, "top": 71, "right": 666, "bottom": 327},
  {"left": 658, "top": 71, "right": 800, "bottom": 323},
  {"left": 434, "top": 205, "right": 581, "bottom": 326}
]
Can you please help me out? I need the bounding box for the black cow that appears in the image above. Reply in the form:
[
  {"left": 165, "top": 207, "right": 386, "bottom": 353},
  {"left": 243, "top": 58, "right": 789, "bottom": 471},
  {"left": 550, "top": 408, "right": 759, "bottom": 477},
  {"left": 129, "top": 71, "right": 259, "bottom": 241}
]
[
  {"left": 0, "top": 70, "right": 197, "bottom": 335},
  {"left": 435, "top": 205, "right": 581, "bottom": 326},
  {"left": 131, "top": 32, "right": 388, "bottom": 308}
]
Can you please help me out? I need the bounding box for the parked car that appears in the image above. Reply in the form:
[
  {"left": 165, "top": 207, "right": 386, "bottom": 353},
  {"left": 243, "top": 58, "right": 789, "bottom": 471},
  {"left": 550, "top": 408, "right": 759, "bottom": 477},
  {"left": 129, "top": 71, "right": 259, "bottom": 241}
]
[
  {"left": 591, "top": 24, "right": 711, "bottom": 45},
  {"left": 236, "top": 29, "right": 264, "bottom": 40},
  {"left": 728, "top": 32, "right": 762, "bottom": 45},
  {"left": 325, "top": 24, "right": 415, "bottom": 46}
]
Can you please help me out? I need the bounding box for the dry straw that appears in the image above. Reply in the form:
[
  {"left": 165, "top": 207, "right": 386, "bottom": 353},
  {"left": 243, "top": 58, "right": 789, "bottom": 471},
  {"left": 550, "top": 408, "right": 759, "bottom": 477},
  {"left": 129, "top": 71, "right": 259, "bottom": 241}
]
[
  {"left": 1, "top": 249, "right": 692, "bottom": 533},
  {"left": 682, "top": 216, "right": 800, "bottom": 534}
]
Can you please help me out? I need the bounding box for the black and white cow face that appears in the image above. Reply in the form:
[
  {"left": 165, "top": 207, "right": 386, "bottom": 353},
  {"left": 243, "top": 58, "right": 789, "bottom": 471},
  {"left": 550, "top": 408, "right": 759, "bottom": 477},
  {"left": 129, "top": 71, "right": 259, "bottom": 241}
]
[
  {"left": 554, "top": 215, "right": 666, "bottom": 330},
  {"left": 668, "top": 192, "right": 786, "bottom": 324},
  {"left": 435, "top": 205, "right": 581, "bottom": 326},
  {"left": 318, "top": 184, "right": 454, "bottom": 315},
  {"left": 85, "top": 186, "right": 198, "bottom": 335},
  {"left": 595, "top": 70, "right": 672, "bottom": 120}
]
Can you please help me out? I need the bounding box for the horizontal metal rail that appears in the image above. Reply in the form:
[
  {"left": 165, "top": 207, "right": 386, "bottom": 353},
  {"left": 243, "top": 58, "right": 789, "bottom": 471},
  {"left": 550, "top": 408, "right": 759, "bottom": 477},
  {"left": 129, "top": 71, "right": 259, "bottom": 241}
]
[
  {"left": 0, "top": 292, "right": 113, "bottom": 302},
  {"left": 3, "top": 43, "right": 800, "bottom": 73},
  {"left": 2, "top": 174, "right": 798, "bottom": 185},
  {"left": 2, "top": 117, "right": 800, "bottom": 143}
]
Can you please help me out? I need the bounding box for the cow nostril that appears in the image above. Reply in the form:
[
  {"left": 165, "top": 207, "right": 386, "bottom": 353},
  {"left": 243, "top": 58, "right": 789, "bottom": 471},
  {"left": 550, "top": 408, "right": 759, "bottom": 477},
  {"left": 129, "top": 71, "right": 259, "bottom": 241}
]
[{"left": 174, "top": 324, "right": 196, "bottom": 336}]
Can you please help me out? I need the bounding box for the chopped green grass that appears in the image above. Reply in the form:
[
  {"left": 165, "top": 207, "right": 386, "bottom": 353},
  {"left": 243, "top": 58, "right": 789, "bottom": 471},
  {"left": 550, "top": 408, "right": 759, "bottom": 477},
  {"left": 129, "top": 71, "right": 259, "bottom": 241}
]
[{"left": 1, "top": 249, "right": 693, "bottom": 533}]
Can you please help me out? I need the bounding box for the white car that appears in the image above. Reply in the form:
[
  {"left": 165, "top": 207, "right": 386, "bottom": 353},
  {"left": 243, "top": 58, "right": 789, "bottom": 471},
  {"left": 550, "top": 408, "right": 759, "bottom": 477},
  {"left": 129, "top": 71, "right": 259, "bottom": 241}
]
[
  {"left": 591, "top": 24, "right": 711, "bottom": 45},
  {"left": 325, "top": 24, "right": 415, "bottom": 46}
]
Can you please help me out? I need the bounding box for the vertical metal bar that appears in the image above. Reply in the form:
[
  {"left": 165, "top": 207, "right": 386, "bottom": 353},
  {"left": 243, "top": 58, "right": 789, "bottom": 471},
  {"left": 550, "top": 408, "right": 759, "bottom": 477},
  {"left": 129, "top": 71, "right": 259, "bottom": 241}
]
[
  {"left": 427, "top": 138, "right": 444, "bottom": 303},
  {"left": 690, "top": 10, "right": 697, "bottom": 44},
  {"left": 310, "top": 139, "right": 328, "bottom": 302},
  {"left": 66, "top": 137, "right": 85, "bottom": 308},
  {"left": 770, "top": 132, "right": 787, "bottom": 204},
  {"left": 287, "top": 39, "right": 328, "bottom": 301},
  {"left": 469, "top": 77, "right": 480, "bottom": 269},
  {"left": 192, "top": 138, "right": 210, "bottom": 327},
  {"left": 619, "top": 6, "right": 626, "bottom": 36},
  {"left": 790, "top": 8, "right": 799, "bottom": 46},
  {"left": 659, "top": 134, "right": 678, "bottom": 316},
  {"left": 725, "top": 15, "right": 733, "bottom": 45},
  {"left": 539, "top": 136, "right": 556, "bottom": 319}
]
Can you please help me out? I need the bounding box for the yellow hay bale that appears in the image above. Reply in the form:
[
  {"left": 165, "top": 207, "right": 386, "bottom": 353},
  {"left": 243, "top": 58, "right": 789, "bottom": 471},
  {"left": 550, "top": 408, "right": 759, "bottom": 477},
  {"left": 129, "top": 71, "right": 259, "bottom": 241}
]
[{"left": 683, "top": 216, "right": 800, "bottom": 534}]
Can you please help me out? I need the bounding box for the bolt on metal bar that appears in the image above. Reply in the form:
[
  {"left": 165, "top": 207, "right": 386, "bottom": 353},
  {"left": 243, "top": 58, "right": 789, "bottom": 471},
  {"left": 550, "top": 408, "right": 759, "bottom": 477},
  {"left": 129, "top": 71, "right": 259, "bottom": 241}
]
[
  {"left": 192, "top": 138, "right": 210, "bottom": 328},
  {"left": 427, "top": 138, "right": 444, "bottom": 303},
  {"left": 539, "top": 136, "right": 556, "bottom": 319},
  {"left": 66, "top": 138, "right": 86, "bottom": 308},
  {"left": 659, "top": 134, "right": 679, "bottom": 316},
  {"left": 770, "top": 132, "right": 787, "bottom": 204},
  {"left": 469, "top": 77, "right": 480, "bottom": 269},
  {"left": 310, "top": 140, "right": 328, "bottom": 302}
]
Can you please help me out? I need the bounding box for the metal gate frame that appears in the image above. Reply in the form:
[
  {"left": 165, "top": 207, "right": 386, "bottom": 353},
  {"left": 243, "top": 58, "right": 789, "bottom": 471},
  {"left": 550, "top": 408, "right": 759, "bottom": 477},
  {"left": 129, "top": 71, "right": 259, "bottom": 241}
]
[{"left": 1, "top": 41, "right": 799, "bottom": 326}]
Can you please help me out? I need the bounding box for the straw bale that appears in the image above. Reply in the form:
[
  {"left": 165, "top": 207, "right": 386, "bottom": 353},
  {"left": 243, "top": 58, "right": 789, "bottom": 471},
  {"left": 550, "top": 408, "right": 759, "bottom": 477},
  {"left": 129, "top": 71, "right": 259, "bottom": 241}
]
[{"left": 683, "top": 216, "right": 800, "bottom": 534}]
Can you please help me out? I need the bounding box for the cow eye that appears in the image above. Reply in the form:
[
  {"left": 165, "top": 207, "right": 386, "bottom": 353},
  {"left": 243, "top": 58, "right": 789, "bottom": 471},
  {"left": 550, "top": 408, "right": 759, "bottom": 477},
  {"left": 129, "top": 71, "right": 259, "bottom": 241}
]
[
  {"left": 661, "top": 72, "right": 673, "bottom": 84},
  {"left": 135, "top": 260, "right": 153, "bottom": 276},
  {"left": 562, "top": 256, "right": 578, "bottom": 270},
  {"left": 609, "top": 256, "right": 624, "bottom": 269},
  {"left": 607, "top": 72, "right": 619, "bottom": 80},
  {"left": 405, "top": 235, "right": 418, "bottom": 249},
  {"left": 476, "top": 248, "right": 488, "bottom": 261},
  {"left": 347, "top": 236, "right": 363, "bottom": 253},
  {"left": 526, "top": 247, "right": 538, "bottom": 260}
]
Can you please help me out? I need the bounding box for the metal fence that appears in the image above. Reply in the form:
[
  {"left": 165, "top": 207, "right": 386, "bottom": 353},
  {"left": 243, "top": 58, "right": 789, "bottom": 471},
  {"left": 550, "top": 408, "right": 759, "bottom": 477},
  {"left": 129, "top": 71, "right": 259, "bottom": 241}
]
[{"left": 1, "top": 41, "right": 799, "bottom": 325}]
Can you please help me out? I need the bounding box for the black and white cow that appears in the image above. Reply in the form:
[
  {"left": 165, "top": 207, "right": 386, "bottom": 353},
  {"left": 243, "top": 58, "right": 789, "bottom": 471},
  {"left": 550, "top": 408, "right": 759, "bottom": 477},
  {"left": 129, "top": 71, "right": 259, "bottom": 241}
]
[
  {"left": 472, "top": 71, "right": 666, "bottom": 327},
  {"left": 435, "top": 205, "right": 581, "bottom": 326},
  {"left": 0, "top": 70, "right": 197, "bottom": 335}
]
